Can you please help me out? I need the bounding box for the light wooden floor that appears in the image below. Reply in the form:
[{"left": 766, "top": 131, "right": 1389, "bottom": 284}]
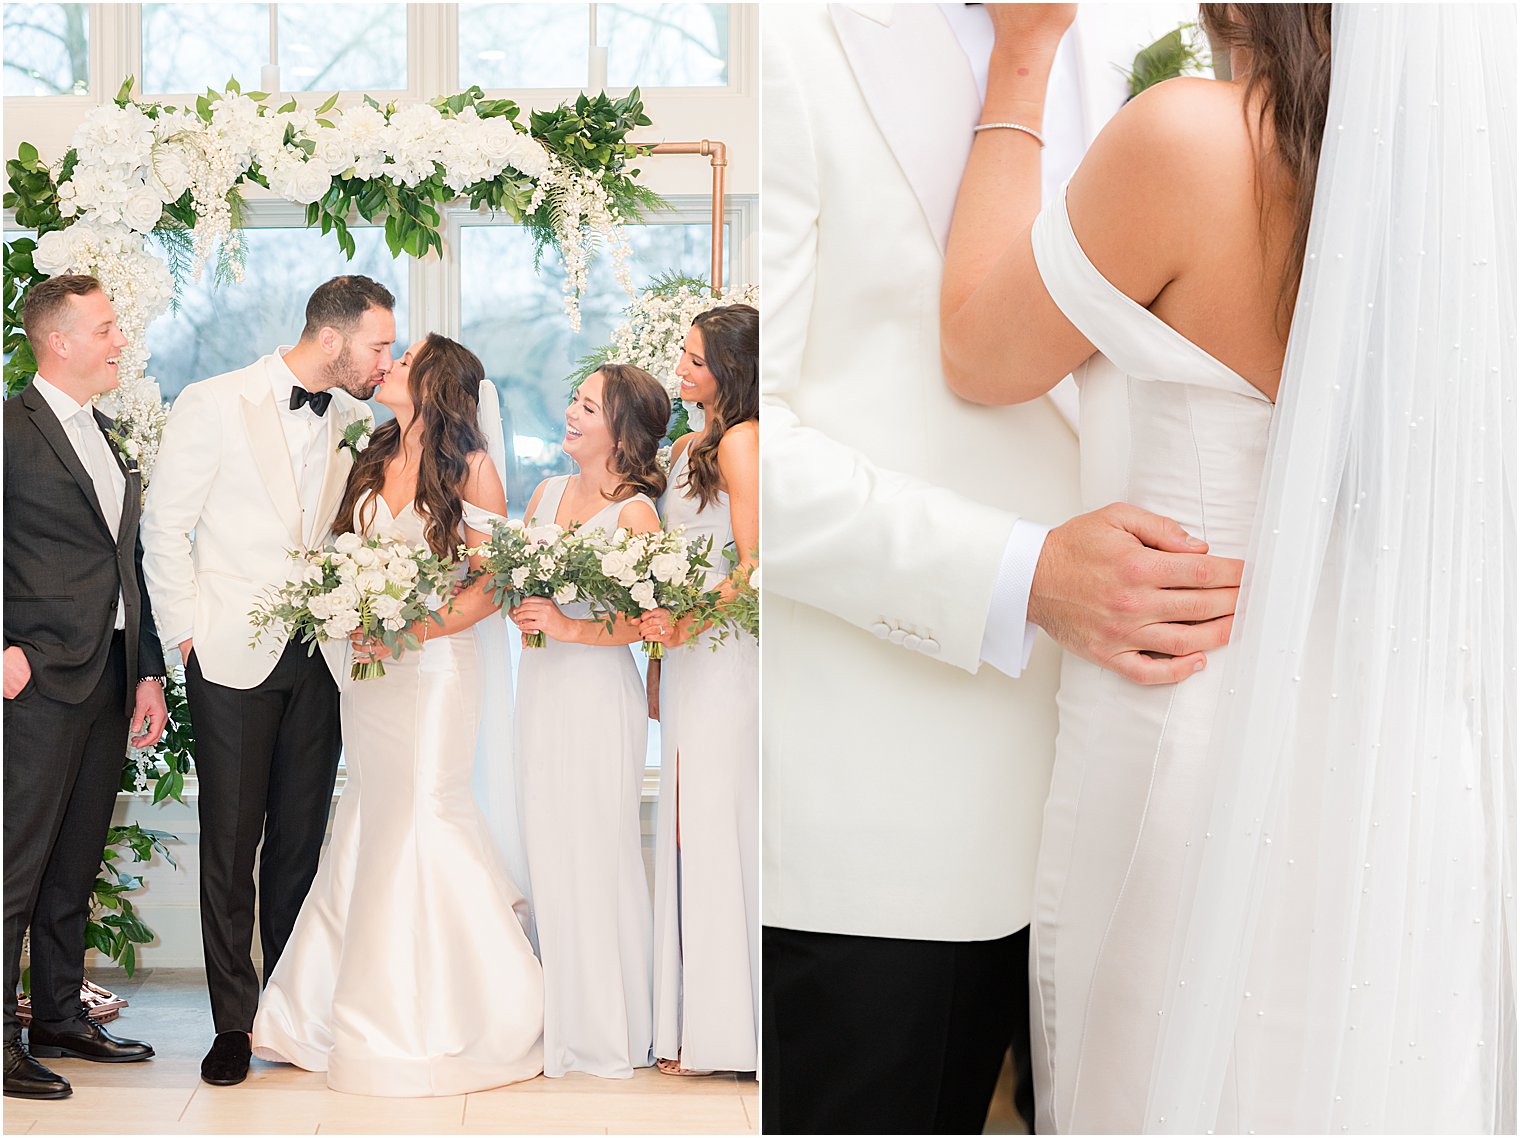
[{"left": 4, "top": 968, "right": 757, "bottom": 1135}]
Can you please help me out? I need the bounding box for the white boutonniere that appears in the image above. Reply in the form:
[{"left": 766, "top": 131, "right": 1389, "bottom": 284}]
[
  {"left": 338, "top": 419, "right": 372, "bottom": 459},
  {"left": 105, "top": 424, "right": 142, "bottom": 476}
]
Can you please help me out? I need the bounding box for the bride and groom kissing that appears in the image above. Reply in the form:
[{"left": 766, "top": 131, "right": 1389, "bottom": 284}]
[{"left": 763, "top": 3, "right": 1512, "bottom": 1134}]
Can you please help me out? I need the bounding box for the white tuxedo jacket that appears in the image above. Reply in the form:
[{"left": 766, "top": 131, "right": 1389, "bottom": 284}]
[
  {"left": 142, "top": 356, "right": 374, "bottom": 690},
  {"left": 762, "top": 3, "right": 1192, "bottom": 941}
]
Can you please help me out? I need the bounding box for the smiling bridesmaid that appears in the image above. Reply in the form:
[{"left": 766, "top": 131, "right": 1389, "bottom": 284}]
[{"left": 638, "top": 304, "right": 759, "bottom": 1076}]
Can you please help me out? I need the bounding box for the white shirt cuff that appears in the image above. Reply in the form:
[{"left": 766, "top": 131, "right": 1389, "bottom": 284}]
[{"left": 980, "top": 518, "right": 1053, "bottom": 679}]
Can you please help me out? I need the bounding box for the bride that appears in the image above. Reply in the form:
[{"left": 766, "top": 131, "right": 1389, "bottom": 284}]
[
  {"left": 251, "top": 334, "right": 543, "bottom": 1096},
  {"left": 942, "top": 3, "right": 1513, "bottom": 1133}
]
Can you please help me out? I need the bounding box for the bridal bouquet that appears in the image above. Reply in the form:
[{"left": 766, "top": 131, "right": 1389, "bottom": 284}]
[
  {"left": 472, "top": 518, "right": 605, "bottom": 648},
  {"left": 587, "top": 527, "right": 718, "bottom": 659},
  {"left": 249, "top": 532, "right": 456, "bottom": 680},
  {"left": 717, "top": 560, "right": 759, "bottom": 642}
]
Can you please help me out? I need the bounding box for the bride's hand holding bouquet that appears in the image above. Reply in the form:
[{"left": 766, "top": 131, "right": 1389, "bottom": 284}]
[{"left": 249, "top": 531, "right": 456, "bottom": 680}]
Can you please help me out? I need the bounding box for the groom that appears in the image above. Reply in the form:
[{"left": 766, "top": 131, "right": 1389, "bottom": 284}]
[
  {"left": 762, "top": 4, "right": 1220, "bottom": 1133},
  {"left": 141, "top": 275, "right": 388, "bottom": 1086}
]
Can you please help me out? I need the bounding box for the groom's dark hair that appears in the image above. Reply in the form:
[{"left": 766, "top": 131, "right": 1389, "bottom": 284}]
[{"left": 300, "top": 275, "right": 395, "bottom": 341}]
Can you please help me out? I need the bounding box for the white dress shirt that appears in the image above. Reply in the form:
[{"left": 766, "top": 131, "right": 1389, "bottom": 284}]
[
  {"left": 941, "top": 5, "right": 1087, "bottom": 678},
  {"left": 32, "top": 374, "right": 127, "bottom": 630},
  {"left": 268, "top": 347, "right": 333, "bottom": 547}
]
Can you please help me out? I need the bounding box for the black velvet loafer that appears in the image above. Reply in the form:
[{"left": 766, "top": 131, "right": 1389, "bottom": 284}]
[{"left": 200, "top": 1030, "right": 251, "bottom": 1086}]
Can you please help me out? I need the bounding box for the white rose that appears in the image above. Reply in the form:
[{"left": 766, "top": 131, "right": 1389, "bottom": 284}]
[
  {"left": 383, "top": 559, "right": 414, "bottom": 584},
  {"left": 356, "top": 569, "right": 388, "bottom": 595},
  {"left": 336, "top": 559, "right": 360, "bottom": 581},
  {"left": 747, "top": 566, "right": 760, "bottom": 590},
  {"left": 649, "top": 551, "right": 688, "bottom": 585},
  {"left": 351, "top": 546, "right": 378, "bottom": 568},
  {"left": 121, "top": 183, "right": 164, "bottom": 233},
  {"left": 330, "top": 582, "right": 360, "bottom": 609},
  {"left": 505, "top": 518, "right": 525, "bottom": 531},
  {"left": 630, "top": 581, "right": 657, "bottom": 610},
  {"left": 284, "top": 159, "right": 332, "bottom": 206},
  {"left": 312, "top": 130, "right": 357, "bottom": 177},
  {"left": 307, "top": 593, "right": 333, "bottom": 620},
  {"left": 355, "top": 432, "right": 370, "bottom": 452},
  {"left": 370, "top": 593, "right": 404, "bottom": 620},
  {"left": 510, "top": 566, "right": 530, "bottom": 590},
  {"left": 334, "top": 532, "right": 364, "bottom": 554},
  {"left": 615, "top": 567, "right": 639, "bottom": 588},
  {"left": 322, "top": 615, "right": 354, "bottom": 640},
  {"left": 382, "top": 615, "right": 406, "bottom": 632},
  {"left": 150, "top": 143, "right": 193, "bottom": 202},
  {"left": 553, "top": 584, "right": 577, "bottom": 605}
]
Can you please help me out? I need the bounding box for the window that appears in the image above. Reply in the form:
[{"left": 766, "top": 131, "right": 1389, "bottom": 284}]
[
  {"left": 459, "top": 217, "right": 728, "bottom": 513},
  {"left": 144, "top": 226, "right": 410, "bottom": 400},
  {"left": 458, "top": 2, "right": 729, "bottom": 90},
  {"left": 3, "top": 3, "right": 88, "bottom": 96},
  {"left": 141, "top": 3, "right": 407, "bottom": 95}
]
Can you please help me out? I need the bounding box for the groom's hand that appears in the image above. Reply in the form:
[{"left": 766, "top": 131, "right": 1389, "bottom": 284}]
[{"left": 1028, "top": 503, "right": 1242, "bottom": 685}]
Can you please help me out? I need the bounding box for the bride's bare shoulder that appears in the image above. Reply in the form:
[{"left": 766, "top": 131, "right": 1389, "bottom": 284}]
[{"left": 1066, "top": 78, "right": 1258, "bottom": 290}]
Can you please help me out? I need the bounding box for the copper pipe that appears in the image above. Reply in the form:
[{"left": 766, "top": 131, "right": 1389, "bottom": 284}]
[{"left": 648, "top": 140, "right": 728, "bottom": 290}]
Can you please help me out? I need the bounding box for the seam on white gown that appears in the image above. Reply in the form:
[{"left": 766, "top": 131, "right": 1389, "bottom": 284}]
[{"left": 1067, "top": 684, "right": 1180, "bottom": 1128}]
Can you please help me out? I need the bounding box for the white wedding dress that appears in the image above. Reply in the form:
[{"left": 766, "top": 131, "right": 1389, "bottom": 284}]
[
  {"left": 652, "top": 446, "right": 759, "bottom": 1072},
  {"left": 252, "top": 495, "right": 544, "bottom": 1097},
  {"left": 1027, "top": 191, "right": 1276, "bottom": 1134},
  {"left": 515, "top": 475, "right": 654, "bottom": 1079}
]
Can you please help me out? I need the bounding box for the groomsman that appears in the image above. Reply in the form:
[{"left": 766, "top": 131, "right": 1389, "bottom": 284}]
[
  {"left": 4, "top": 275, "right": 167, "bottom": 1099},
  {"left": 142, "top": 275, "right": 386, "bottom": 1086}
]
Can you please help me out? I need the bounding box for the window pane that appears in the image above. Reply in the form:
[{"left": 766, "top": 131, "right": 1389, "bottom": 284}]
[
  {"left": 459, "top": 221, "right": 728, "bottom": 514},
  {"left": 604, "top": 3, "right": 728, "bottom": 87},
  {"left": 277, "top": 5, "right": 407, "bottom": 91},
  {"left": 458, "top": 3, "right": 588, "bottom": 90},
  {"left": 146, "top": 228, "right": 410, "bottom": 402},
  {"left": 142, "top": 3, "right": 269, "bottom": 95},
  {"left": 3, "top": 3, "right": 88, "bottom": 96}
]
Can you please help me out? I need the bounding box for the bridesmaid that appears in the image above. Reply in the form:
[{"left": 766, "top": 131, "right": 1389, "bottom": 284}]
[
  {"left": 508, "top": 364, "right": 670, "bottom": 1079},
  {"left": 638, "top": 304, "right": 759, "bottom": 1075}
]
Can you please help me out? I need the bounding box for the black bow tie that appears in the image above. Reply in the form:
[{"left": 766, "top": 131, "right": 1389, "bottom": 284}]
[{"left": 289, "top": 387, "right": 333, "bottom": 416}]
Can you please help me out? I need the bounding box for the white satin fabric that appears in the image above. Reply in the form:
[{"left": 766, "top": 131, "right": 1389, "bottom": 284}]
[
  {"left": 252, "top": 496, "right": 544, "bottom": 1096},
  {"left": 652, "top": 447, "right": 759, "bottom": 1072},
  {"left": 516, "top": 476, "right": 654, "bottom": 1078},
  {"left": 1027, "top": 191, "right": 1276, "bottom": 1134}
]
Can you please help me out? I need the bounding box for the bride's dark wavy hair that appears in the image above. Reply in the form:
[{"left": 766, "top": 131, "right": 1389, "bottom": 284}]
[
  {"left": 334, "top": 333, "right": 487, "bottom": 557},
  {"left": 680, "top": 304, "right": 758, "bottom": 511},
  {"left": 1199, "top": 3, "right": 1333, "bottom": 325}
]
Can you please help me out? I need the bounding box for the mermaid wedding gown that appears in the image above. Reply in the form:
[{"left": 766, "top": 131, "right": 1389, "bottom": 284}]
[{"left": 252, "top": 495, "right": 543, "bottom": 1097}]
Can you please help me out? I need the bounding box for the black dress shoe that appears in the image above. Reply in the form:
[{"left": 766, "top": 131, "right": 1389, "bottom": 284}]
[
  {"left": 200, "top": 1031, "right": 251, "bottom": 1086},
  {"left": 3, "top": 1039, "right": 70, "bottom": 1099},
  {"left": 28, "top": 1012, "right": 154, "bottom": 1063}
]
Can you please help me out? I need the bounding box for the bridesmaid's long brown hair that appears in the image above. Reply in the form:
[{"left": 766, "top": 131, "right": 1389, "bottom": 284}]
[
  {"left": 594, "top": 363, "right": 670, "bottom": 503},
  {"left": 1199, "top": 4, "right": 1333, "bottom": 323},
  {"left": 679, "top": 304, "right": 758, "bottom": 512},
  {"left": 334, "top": 333, "right": 487, "bottom": 557}
]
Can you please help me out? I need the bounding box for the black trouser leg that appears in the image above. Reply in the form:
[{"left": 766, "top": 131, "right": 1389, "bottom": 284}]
[
  {"left": 3, "top": 638, "right": 128, "bottom": 1041},
  {"left": 186, "top": 642, "right": 339, "bottom": 1033},
  {"left": 1008, "top": 925, "right": 1036, "bottom": 1132},
  {"left": 762, "top": 925, "right": 1025, "bottom": 1135},
  {"left": 257, "top": 648, "right": 340, "bottom": 984}
]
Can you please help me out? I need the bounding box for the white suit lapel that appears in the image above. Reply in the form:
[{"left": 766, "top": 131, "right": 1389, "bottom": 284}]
[
  {"left": 239, "top": 363, "right": 304, "bottom": 547},
  {"left": 831, "top": 3, "right": 981, "bottom": 254},
  {"left": 310, "top": 408, "right": 351, "bottom": 547}
]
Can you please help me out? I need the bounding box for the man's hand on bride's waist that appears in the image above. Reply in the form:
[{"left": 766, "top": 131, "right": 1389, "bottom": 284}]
[{"left": 1028, "top": 502, "right": 1242, "bottom": 686}]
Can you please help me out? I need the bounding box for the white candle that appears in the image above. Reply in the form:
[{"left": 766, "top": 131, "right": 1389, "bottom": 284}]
[
  {"left": 260, "top": 63, "right": 281, "bottom": 93},
  {"left": 589, "top": 45, "right": 608, "bottom": 91}
]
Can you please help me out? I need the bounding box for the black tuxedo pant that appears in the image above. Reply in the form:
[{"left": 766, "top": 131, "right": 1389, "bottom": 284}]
[
  {"left": 3, "top": 633, "right": 128, "bottom": 1043},
  {"left": 186, "top": 639, "right": 340, "bottom": 1033},
  {"left": 762, "top": 924, "right": 1034, "bottom": 1135}
]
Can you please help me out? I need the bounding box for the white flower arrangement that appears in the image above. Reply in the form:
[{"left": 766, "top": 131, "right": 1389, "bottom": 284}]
[
  {"left": 249, "top": 533, "right": 458, "bottom": 680},
  {"left": 16, "top": 79, "right": 661, "bottom": 480}
]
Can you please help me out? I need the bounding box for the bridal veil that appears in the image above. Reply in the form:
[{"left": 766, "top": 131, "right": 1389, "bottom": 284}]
[{"left": 1145, "top": 5, "right": 1516, "bottom": 1132}]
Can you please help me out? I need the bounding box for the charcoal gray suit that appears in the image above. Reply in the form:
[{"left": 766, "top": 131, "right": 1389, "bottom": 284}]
[{"left": 3, "top": 381, "right": 164, "bottom": 1043}]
